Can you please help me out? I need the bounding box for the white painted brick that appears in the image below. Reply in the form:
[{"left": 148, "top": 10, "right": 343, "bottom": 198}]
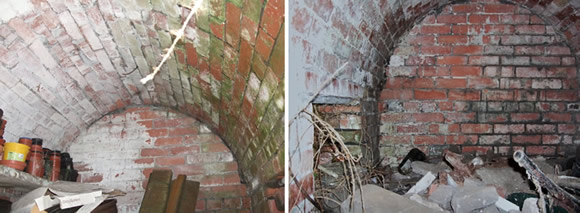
[
  {"left": 95, "top": 49, "right": 115, "bottom": 71},
  {"left": 30, "top": 39, "right": 59, "bottom": 69},
  {"left": 532, "top": 79, "right": 562, "bottom": 89},
  {"left": 80, "top": 25, "right": 103, "bottom": 50},
  {"left": 0, "top": 65, "right": 19, "bottom": 87},
  {"left": 58, "top": 11, "right": 84, "bottom": 40}
]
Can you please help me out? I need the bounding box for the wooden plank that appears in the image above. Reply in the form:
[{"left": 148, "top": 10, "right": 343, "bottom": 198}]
[
  {"left": 166, "top": 175, "right": 186, "bottom": 213},
  {"left": 177, "top": 180, "right": 200, "bottom": 213},
  {"left": 139, "top": 170, "right": 173, "bottom": 213}
]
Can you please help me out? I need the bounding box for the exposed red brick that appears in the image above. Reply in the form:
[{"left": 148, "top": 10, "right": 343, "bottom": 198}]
[
  {"left": 543, "top": 113, "right": 572, "bottom": 122},
  {"left": 461, "top": 124, "right": 493, "bottom": 134},
  {"left": 154, "top": 137, "right": 183, "bottom": 146},
  {"left": 439, "top": 35, "right": 468, "bottom": 44},
  {"left": 462, "top": 146, "right": 491, "bottom": 155},
  {"left": 448, "top": 90, "right": 481, "bottom": 101},
  {"left": 526, "top": 146, "right": 556, "bottom": 155},
  {"left": 414, "top": 135, "right": 445, "bottom": 145},
  {"left": 415, "top": 89, "right": 447, "bottom": 100},
  {"left": 420, "top": 25, "right": 451, "bottom": 34},
  {"left": 437, "top": 56, "right": 467, "bottom": 65},
  {"left": 408, "top": 35, "right": 436, "bottom": 45},
  {"left": 451, "top": 4, "right": 482, "bottom": 13},
  {"left": 447, "top": 135, "right": 478, "bottom": 145},
  {"left": 512, "top": 135, "right": 541, "bottom": 144},
  {"left": 451, "top": 66, "right": 482, "bottom": 76},
  {"left": 421, "top": 46, "right": 451, "bottom": 55},
  {"left": 468, "top": 15, "right": 500, "bottom": 24},
  {"left": 436, "top": 79, "right": 467, "bottom": 88},
  {"left": 413, "top": 113, "right": 444, "bottom": 122},
  {"left": 437, "top": 15, "right": 467, "bottom": 24},
  {"left": 467, "top": 78, "right": 498, "bottom": 88},
  {"left": 141, "top": 148, "right": 170, "bottom": 156},
  {"left": 483, "top": 4, "right": 515, "bottom": 13},
  {"left": 453, "top": 45, "right": 483, "bottom": 55},
  {"left": 445, "top": 112, "right": 476, "bottom": 123}
]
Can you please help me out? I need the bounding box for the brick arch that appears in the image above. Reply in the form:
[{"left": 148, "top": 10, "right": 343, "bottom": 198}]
[
  {"left": 381, "top": 0, "right": 579, "bottom": 164},
  {"left": 68, "top": 106, "right": 249, "bottom": 212},
  {"left": 0, "top": 0, "right": 283, "bottom": 211}
]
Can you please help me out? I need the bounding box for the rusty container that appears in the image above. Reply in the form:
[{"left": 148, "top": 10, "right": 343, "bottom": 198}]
[
  {"left": 26, "top": 139, "right": 44, "bottom": 177},
  {"left": 49, "top": 150, "right": 61, "bottom": 181}
]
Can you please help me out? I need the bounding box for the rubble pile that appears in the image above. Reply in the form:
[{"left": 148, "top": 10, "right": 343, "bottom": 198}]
[{"left": 338, "top": 149, "right": 580, "bottom": 213}]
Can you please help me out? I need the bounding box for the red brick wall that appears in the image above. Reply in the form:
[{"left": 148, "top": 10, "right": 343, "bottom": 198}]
[
  {"left": 380, "top": 1, "right": 579, "bottom": 164},
  {"left": 68, "top": 106, "right": 250, "bottom": 212}
]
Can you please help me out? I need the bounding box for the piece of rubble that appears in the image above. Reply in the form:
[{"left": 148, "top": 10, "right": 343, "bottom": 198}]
[
  {"left": 409, "top": 194, "right": 448, "bottom": 212},
  {"left": 406, "top": 172, "right": 436, "bottom": 195},
  {"left": 463, "top": 178, "right": 485, "bottom": 187},
  {"left": 476, "top": 167, "right": 531, "bottom": 195},
  {"left": 471, "top": 157, "right": 484, "bottom": 167},
  {"left": 495, "top": 197, "right": 519, "bottom": 212},
  {"left": 477, "top": 205, "right": 500, "bottom": 213},
  {"left": 411, "top": 161, "right": 451, "bottom": 176},
  {"left": 451, "top": 185, "right": 499, "bottom": 213},
  {"left": 428, "top": 184, "right": 456, "bottom": 210},
  {"left": 521, "top": 198, "right": 540, "bottom": 213},
  {"left": 340, "top": 184, "right": 445, "bottom": 213}
]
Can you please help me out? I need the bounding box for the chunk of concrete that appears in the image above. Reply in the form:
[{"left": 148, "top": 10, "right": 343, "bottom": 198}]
[
  {"left": 476, "top": 167, "right": 531, "bottom": 195},
  {"left": 495, "top": 197, "right": 519, "bottom": 212},
  {"left": 409, "top": 194, "right": 448, "bottom": 212},
  {"left": 480, "top": 205, "right": 500, "bottom": 213},
  {"left": 522, "top": 198, "right": 540, "bottom": 213},
  {"left": 341, "top": 184, "right": 445, "bottom": 213},
  {"left": 451, "top": 186, "right": 499, "bottom": 213},
  {"left": 411, "top": 161, "right": 451, "bottom": 176},
  {"left": 428, "top": 184, "right": 456, "bottom": 210},
  {"left": 406, "top": 172, "right": 436, "bottom": 195}
]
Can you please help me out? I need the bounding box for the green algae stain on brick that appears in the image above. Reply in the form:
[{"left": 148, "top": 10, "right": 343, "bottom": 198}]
[
  {"left": 269, "top": 23, "right": 284, "bottom": 80},
  {"left": 194, "top": 29, "right": 211, "bottom": 57},
  {"left": 195, "top": 0, "right": 210, "bottom": 31},
  {"left": 228, "top": 0, "right": 243, "bottom": 8},
  {"left": 209, "top": 0, "right": 226, "bottom": 21},
  {"left": 242, "top": 0, "right": 264, "bottom": 23},
  {"left": 209, "top": 35, "right": 225, "bottom": 65}
]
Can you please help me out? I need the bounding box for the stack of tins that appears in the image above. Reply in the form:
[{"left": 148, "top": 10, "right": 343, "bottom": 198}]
[{"left": 0, "top": 108, "right": 77, "bottom": 182}]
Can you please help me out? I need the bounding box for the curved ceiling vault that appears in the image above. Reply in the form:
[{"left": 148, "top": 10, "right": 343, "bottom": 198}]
[{"left": 0, "top": 0, "right": 284, "bottom": 191}]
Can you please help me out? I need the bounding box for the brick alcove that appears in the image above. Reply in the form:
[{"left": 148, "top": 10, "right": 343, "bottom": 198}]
[
  {"left": 289, "top": 0, "right": 579, "bottom": 211},
  {"left": 0, "top": 0, "right": 283, "bottom": 212},
  {"left": 381, "top": 1, "right": 579, "bottom": 165},
  {"left": 68, "top": 106, "right": 249, "bottom": 212}
]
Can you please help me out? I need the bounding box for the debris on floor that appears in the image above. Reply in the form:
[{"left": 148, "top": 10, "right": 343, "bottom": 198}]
[
  {"left": 315, "top": 146, "right": 580, "bottom": 213},
  {"left": 340, "top": 184, "right": 445, "bottom": 213}
]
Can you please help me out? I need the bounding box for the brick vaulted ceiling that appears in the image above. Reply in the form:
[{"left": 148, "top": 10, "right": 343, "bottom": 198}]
[{"left": 0, "top": 0, "right": 284, "bottom": 188}]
